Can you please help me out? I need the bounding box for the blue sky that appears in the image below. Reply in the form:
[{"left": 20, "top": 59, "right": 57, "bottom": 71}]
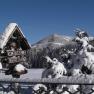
[{"left": 0, "top": 0, "right": 94, "bottom": 44}]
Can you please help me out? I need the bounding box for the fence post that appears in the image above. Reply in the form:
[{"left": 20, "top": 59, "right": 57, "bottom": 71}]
[{"left": 14, "top": 83, "right": 20, "bottom": 94}]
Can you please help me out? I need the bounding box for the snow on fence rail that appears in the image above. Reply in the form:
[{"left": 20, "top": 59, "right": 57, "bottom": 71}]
[
  {"left": 0, "top": 75, "right": 94, "bottom": 94},
  {"left": 0, "top": 75, "right": 94, "bottom": 84}
]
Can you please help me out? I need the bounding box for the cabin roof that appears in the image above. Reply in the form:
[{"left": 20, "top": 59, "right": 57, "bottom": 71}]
[{"left": 0, "top": 23, "right": 31, "bottom": 49}]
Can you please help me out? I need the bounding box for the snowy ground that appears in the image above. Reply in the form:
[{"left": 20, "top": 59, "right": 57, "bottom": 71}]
[
  {"left": 21, "top": 68, "right": 44, "bottom": 79},
  {"left": 0, "top": 69, "right": 44, "bottom": 79}
]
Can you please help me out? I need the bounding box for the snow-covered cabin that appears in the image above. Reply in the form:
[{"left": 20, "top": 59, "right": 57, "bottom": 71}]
[
  {"left": 0, "top": 23, "right": 31, "bottom": 68},
  {"left": 0, "top": 23, "right": 31, "bottom": 50}
]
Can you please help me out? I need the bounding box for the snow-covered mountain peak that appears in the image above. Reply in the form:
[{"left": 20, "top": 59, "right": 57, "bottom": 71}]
[
  {"left": 31, "top": 34, "right": 73, "bottom": 49},
  {"left": 36, "top": 34, "right": 72, "bottom": 44}
]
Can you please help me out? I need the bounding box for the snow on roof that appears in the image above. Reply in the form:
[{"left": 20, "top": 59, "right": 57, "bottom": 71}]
[{"left": 0, "top": 23, "right": 29, "bottom": 49}]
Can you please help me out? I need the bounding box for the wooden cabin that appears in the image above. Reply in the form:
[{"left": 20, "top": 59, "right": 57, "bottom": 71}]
[{"left": 0, "top": 23, "right": 31, "bottom": 68}]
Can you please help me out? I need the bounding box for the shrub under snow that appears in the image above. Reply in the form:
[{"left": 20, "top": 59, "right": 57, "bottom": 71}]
[
  {"left": 33, "top": 84, "right": 47, "bottom": 94},
  {"left": 14, "top": 64, "right": 27, "bottom": 73},
  {"left": 42, "top": 56, "right": 67, "bottom": 78}
]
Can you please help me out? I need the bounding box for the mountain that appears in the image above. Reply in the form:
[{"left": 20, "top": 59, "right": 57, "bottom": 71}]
[
  {"left": 31, "top": 34, "right": 74, "bottom": 49},
  {"left": 37, "top": 34, "right": 71, "bottom": 44}
]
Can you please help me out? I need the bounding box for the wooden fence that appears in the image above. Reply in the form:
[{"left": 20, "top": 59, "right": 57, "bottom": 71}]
[{"left": 0, "top": 75, "right": 94, "bottom": 94}]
